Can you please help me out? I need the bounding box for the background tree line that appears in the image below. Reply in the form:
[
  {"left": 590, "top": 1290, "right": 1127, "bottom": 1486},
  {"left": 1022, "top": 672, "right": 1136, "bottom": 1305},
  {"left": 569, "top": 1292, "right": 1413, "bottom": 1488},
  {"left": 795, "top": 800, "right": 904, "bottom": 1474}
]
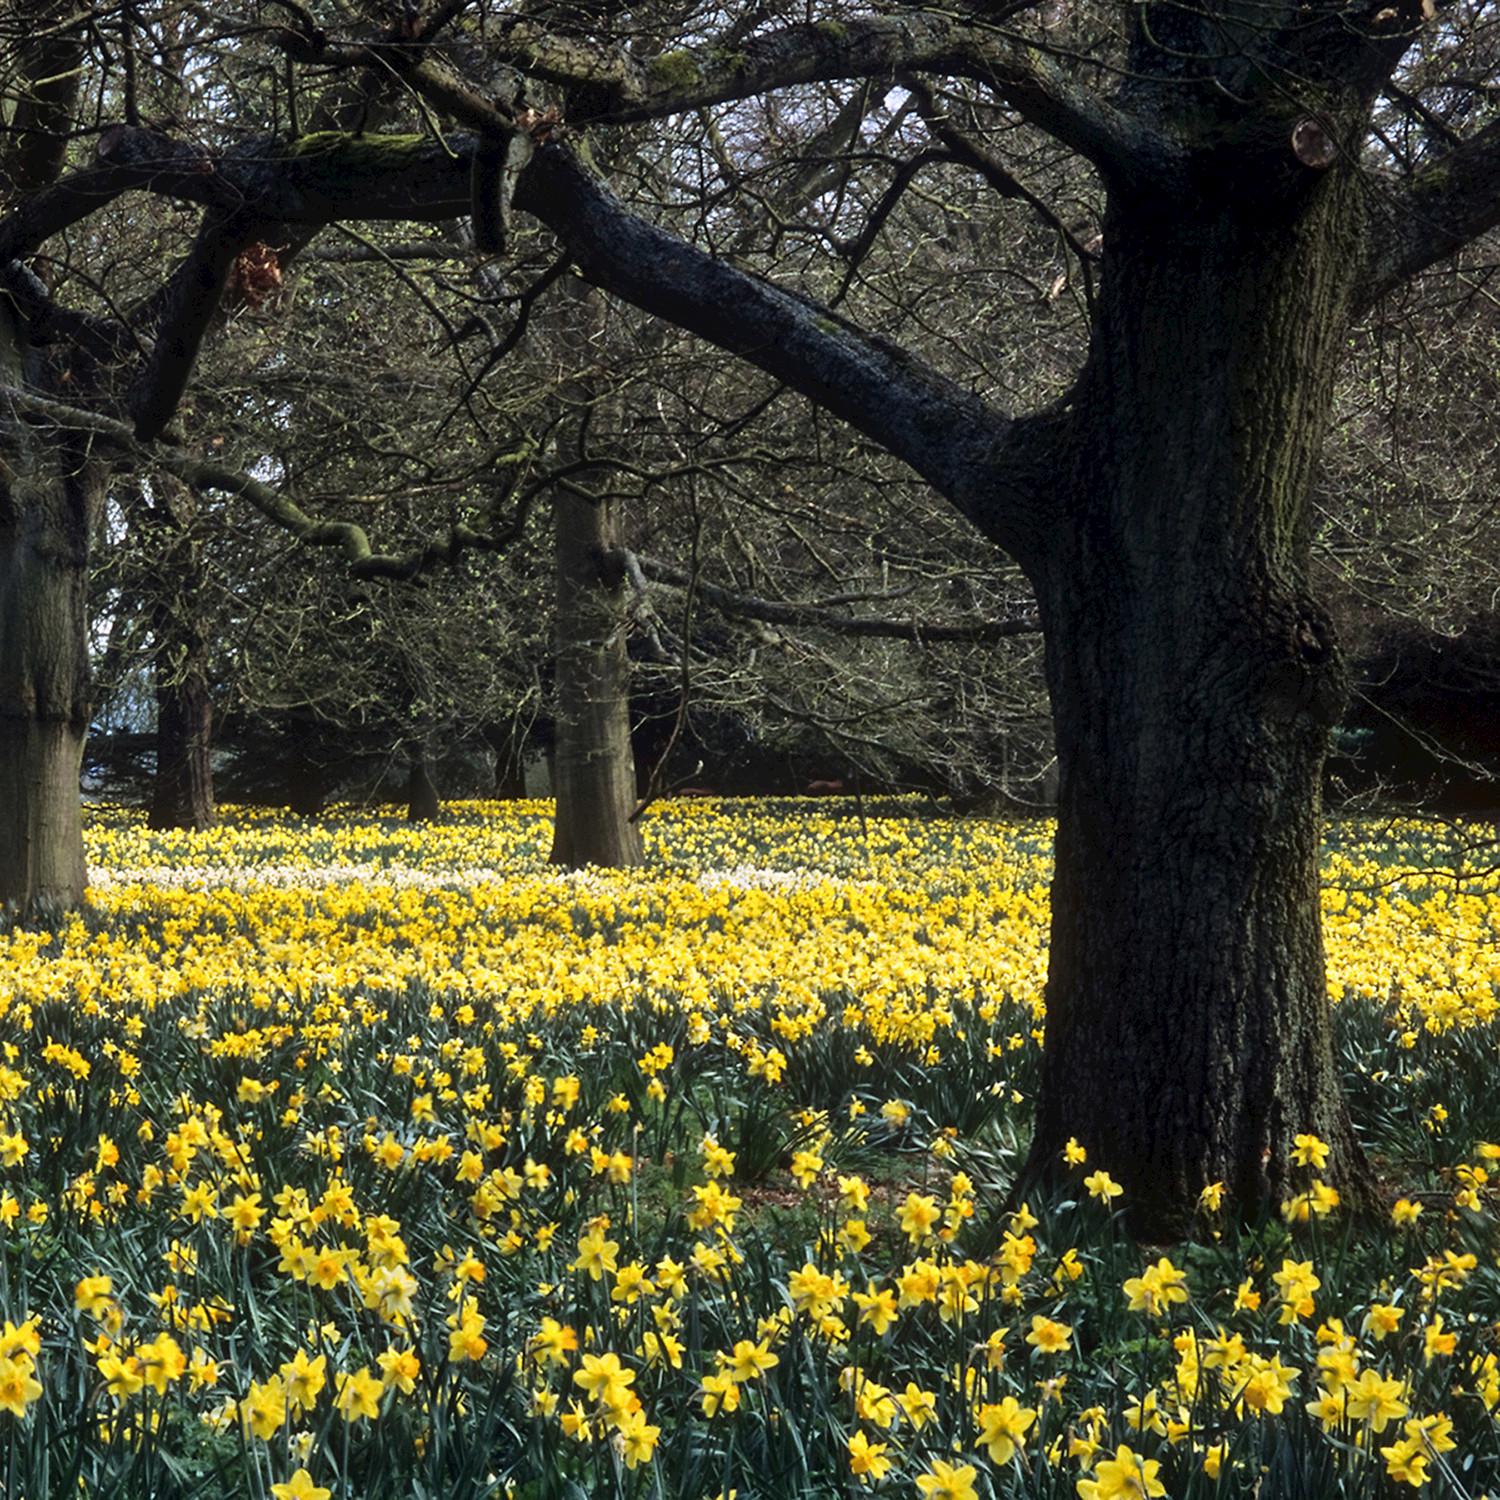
[{"left": 42, "top": 6, "right": 1496, "bottom": 838}]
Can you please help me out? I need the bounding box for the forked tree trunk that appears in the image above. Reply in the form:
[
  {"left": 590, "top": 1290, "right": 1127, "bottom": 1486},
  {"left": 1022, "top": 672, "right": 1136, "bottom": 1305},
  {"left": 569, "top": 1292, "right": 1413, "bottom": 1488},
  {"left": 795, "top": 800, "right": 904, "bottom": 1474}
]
[
  {"left": 549, "top": 489, "right": 643, "bottom": 868},
  {"left": 1021, "top": 178, "right": 1373, "bottom": 1236}
]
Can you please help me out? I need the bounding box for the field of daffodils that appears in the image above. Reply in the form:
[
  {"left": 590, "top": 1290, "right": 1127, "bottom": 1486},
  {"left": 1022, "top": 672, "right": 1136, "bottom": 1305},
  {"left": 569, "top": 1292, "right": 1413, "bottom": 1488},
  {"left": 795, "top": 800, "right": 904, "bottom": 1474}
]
[{"left": 0, "top": 798, "right": 1497, "bottom": 1499}]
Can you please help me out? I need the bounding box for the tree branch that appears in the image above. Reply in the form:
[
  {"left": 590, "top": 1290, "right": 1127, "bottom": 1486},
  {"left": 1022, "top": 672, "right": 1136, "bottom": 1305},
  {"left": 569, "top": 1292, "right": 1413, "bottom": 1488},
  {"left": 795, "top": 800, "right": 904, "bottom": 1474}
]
[
  {"left": 289, "top": 14, "right": 1177, "bottom": 188},
  {"left": 0, "top": 123, "right": 1060, "bottom": 562},
  {"left": 0, "top": 127, "right": 475, "bottom": 436},
  {"left": 0, "top": 7, "right": 86, "bottom": 198},
  {"left": 0, "top": 386, "right": 535, "bottom": 580},
  {"left": 515, "top": 143, "right": 1052, "bottom": 568},
  {"left": 620, "top": 550, "right": 1039, "bottom": 643},
  {"left": 832, "top": 150, "right": 952, "bottom": 303},
  {"left": 1360, "top": 123, "right": 1500, "bottom": 303},
  {"left": 130, "top": 211, "right": 269, "bottom": 441},
  {"left": 0, "top": 259, "right": 137, "bottom": 365},
  {"left": 0, "top": 127, "right": 474, "bottom": 265},
  {"left": 0, "top": 162, "right": 176, "bottom": 263},
  {"left": 521, "top": 15, "right": 1170, "bottom": 185}
]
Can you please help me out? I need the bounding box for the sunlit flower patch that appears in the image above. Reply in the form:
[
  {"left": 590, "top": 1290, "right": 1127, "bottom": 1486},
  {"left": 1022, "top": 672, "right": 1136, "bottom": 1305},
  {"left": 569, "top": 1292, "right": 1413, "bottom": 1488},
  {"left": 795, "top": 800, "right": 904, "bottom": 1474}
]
[{"left": 0, "top": 799, "right": 1495, "bottom": 1497}]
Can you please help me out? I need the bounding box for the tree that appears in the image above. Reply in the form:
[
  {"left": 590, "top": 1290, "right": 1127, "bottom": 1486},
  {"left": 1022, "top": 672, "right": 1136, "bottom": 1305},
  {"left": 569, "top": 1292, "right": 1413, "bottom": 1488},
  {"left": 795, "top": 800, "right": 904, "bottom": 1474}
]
[
  {"left": 529, "top": 275, "right": 642, "bottom": 867},
  {"left": 1316, "top": 263, "right": 1500, "bottom": 810},
  {"left": 6, "top": 1, "right": 1500, "bottom": 1231},
  {"left": 0, "top": 1, "right": 109, "bottom": 913},
  {"left": 120, "top": 477, "right": 219, "bottom": 831},
  {"left": 331, "top": 2, "right": 1500, "bottom": 1234}
]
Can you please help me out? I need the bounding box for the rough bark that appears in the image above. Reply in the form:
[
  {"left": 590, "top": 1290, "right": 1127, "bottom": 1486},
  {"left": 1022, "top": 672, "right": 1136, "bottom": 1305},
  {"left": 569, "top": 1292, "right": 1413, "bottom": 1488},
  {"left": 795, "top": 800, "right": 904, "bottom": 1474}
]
[
  {"left": 548, "top": 489, "right": 643, "bottom": 869},
  {"left": 545, "top": 278, "right": 644, "bottom": 870},
  {"left": 0, "top": 21, "right": 96, "bottom": 917},
  {"left": 1020, "top": 171, "right": 1375, "bottom": 1236},
  {"left": 0, "top": 316, "right": 99, "bottom": 915}
]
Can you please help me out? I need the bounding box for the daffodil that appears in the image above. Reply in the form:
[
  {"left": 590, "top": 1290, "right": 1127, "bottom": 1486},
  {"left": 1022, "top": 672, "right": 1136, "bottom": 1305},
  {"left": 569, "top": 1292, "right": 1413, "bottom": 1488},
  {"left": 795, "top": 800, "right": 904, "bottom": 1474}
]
[
  {"left": 1077, "top": 1445, "right": 1167, "bottom": 1500},
  {"left": 270, "top": 1471, "right": 332, "bottom": 1500}
]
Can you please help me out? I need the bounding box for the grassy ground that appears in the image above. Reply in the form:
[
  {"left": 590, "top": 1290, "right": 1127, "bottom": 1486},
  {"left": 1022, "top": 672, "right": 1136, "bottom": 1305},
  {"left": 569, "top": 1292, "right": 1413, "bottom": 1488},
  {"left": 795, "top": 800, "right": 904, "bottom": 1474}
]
[{"left": 0, "top": 799, "right": 1496, "bottom": 1498}]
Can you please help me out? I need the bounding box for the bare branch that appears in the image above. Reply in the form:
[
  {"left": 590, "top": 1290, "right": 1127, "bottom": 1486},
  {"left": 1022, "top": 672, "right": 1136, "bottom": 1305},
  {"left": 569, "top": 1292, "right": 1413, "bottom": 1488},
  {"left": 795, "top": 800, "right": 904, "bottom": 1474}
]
[
  {"left": 0, "top": 387, "right": 534, "bottom": 580},
  {"left": 1362, "top": 123, "right": 1500, "bottom": 303},
  {"left": 0, "top": 7, "right": 86, "bottom": 197},
  {"left": 502, "top": 14, "right": 1176, "bottom": 185},
  {"left": 289, "top": 13, "right": 1178, "bottom": 188},
  {"left": 622, "top": 551, "right": 1039, "bottom": 643},
  {"left": 514, "top": 143, "right": 1055, "bottom": 568},
  {"left": 903, "top": 75, "right": 1099, "bottom": 297}
]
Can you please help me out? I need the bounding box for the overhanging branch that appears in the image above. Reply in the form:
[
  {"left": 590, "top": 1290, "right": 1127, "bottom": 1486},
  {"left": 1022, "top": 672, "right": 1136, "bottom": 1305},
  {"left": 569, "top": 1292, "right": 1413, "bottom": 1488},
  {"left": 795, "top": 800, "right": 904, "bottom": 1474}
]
[
  {"left": 620, "top": 551, "right": 1039, "bottom": 643},
  {"left": 1360, "top": 120, "right": 1500, "bottom": 303},
  {"left": 0, "top": 120, "right": 1062, "bottom": 565},
  {"left": 467, "top": 13, "right": 1177, "bottom": 187},
  {"left": 0, "top": 387, "right": 534, "bottom": 581},
  {"left": 277, "top": 13, "right": 1176, "bottom": 188},
  {"left": 514, "top": 143, "right": 1051, "bottom": 568},
  {"left": 130, "top": 210, "right": 269, "bottom": 442},
  {"left": 0, "top": 126, "right": 475, "bottom": 439}
]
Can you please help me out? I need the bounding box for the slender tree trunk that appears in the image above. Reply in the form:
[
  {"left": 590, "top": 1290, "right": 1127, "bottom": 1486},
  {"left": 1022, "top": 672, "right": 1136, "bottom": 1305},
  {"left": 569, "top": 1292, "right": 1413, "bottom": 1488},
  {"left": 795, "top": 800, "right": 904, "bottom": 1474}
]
[
  {"left": 147, "top": 487, "right": 216, "bottom": 831},
  {"left": 1020, "top": 179, "right": 1373, "bottom": 1236},
  {"left": 0, "top": 308, "right": 98, "bottom": 916},
  {"left": 149, "top": 658, "right": 215, "bottom": 831},
  {"left": 549, "top": 489, "right": 643, "bottom": 867},
  {"left": 485, "top": 723, "right": 529, "bottom": 798},
  {"left": 547, "top": 280, "right": 643, "bottom": 869},
  {"left": 406, "top": 748, "right": 440, "bottom": 822}
]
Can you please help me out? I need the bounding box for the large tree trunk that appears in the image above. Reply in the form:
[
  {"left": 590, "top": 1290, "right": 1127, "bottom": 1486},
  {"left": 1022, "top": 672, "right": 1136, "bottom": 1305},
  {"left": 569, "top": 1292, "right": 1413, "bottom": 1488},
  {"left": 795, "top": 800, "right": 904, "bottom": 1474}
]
[
  {"left": 549, "top": 489, "right": 643, "bottom": 868},
  {"left": 0, "top": 492, "right": 94, "bottom": 915},
  {"left": 0, "top": 310, "right": 98, "bottom": 917},
  {"left": 1021, "top": 177, "right": 1373, "bottom": 1236}
]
